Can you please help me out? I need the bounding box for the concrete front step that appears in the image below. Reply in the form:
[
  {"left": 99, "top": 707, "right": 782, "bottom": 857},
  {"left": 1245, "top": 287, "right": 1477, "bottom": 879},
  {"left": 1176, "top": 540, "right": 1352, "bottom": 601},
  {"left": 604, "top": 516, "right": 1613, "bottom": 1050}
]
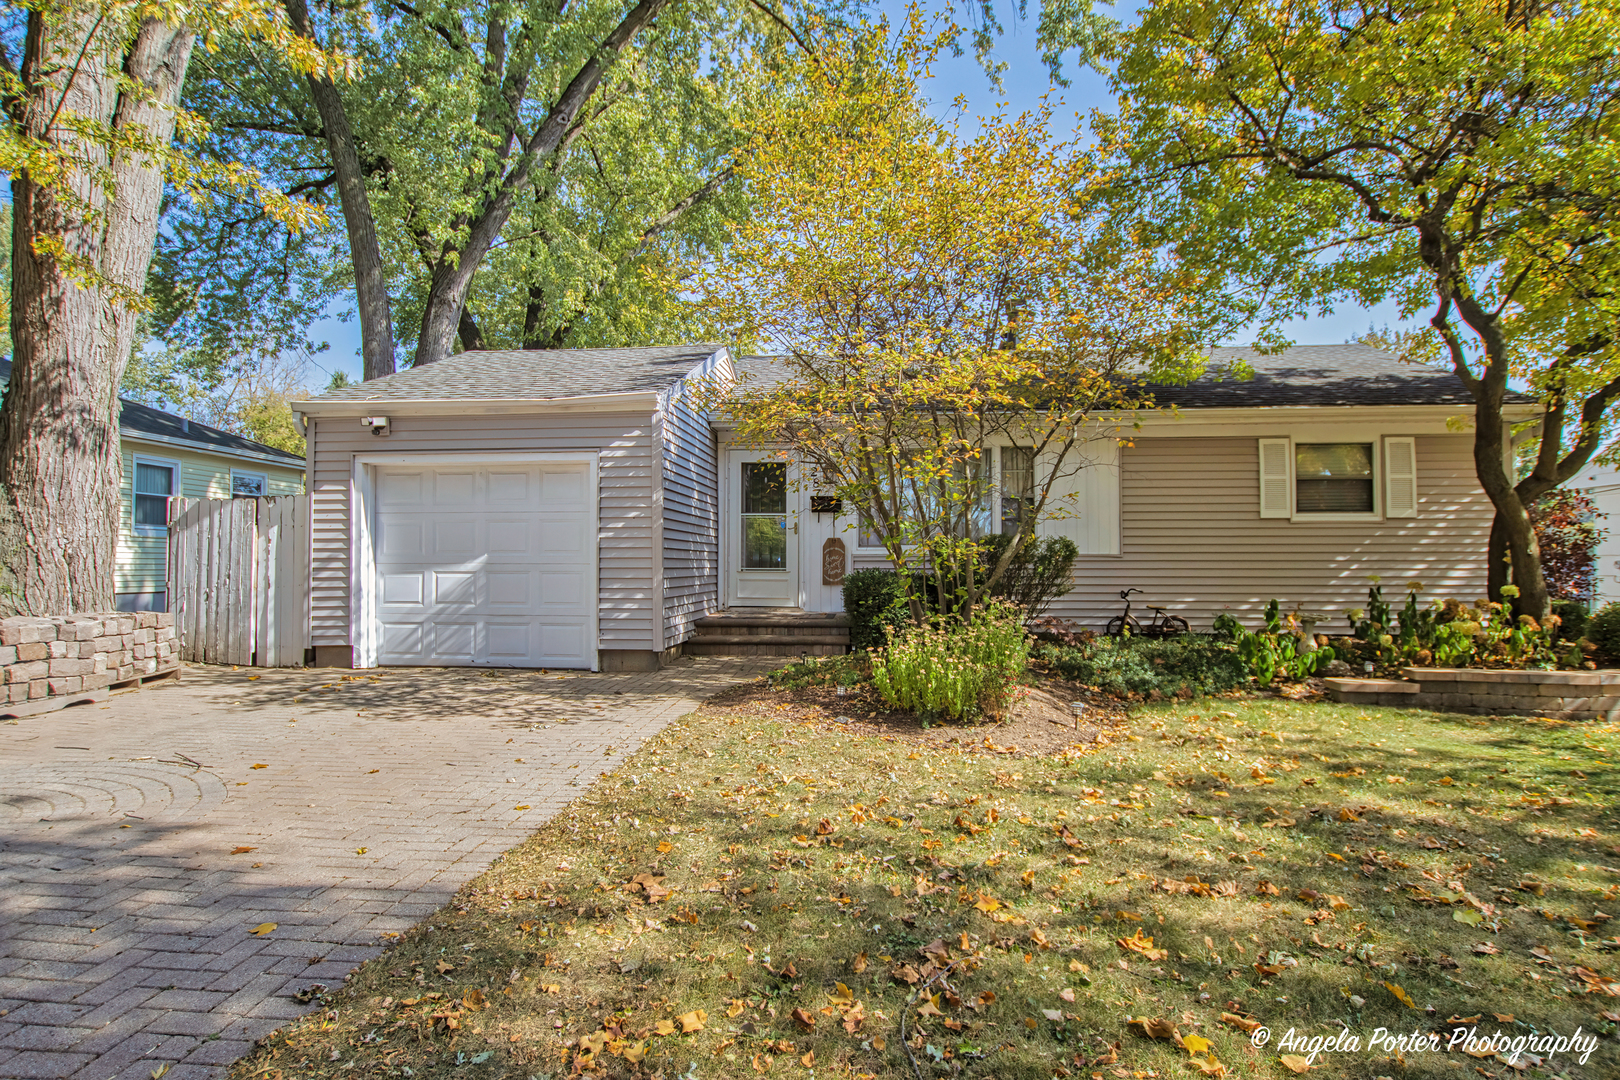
[
  {"left": 687, "top": 609, "right": 851, "bottom": 657},
  {"left": 684, "top": 641, "right": 848, "bottom": 657},
  {"left": 690, "top": 632, "right": 850, "bottom": 646}
]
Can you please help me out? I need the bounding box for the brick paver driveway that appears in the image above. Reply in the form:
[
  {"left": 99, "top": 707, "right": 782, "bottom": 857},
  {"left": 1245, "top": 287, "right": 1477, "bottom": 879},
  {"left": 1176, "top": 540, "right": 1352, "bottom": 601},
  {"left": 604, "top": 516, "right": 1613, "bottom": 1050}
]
[{"left": 0, "top": 657, "right": 770, "bottom": 1079}]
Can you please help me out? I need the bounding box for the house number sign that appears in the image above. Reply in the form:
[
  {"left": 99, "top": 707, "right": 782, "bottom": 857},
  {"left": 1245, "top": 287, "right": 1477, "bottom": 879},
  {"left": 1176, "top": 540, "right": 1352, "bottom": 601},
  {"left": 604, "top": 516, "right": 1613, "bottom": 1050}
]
[{"left": 821, "top": 537, "right": 847, "bottom": 586}]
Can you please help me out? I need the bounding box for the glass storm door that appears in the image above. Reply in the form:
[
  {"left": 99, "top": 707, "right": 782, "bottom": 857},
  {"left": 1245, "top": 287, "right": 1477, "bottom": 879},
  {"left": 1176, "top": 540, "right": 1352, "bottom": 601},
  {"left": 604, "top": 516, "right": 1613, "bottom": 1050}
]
[{"left": 730, "top": 455, "right": 797, "bottom": 606}]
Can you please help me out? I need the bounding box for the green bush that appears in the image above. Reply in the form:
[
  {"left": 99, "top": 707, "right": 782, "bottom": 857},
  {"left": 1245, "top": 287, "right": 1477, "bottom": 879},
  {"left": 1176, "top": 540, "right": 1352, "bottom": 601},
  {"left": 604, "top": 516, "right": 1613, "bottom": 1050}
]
[
  {"left": 978, "top": 534, "right": 1078, "bottom": 618},
  {"left": 1552, "top": 599, "right": 1590, "bottom": 640},
  {"left": 1586, "top": 602, "right": 1620, "bottom": 663},
  {"left": 870, "top": 603, "right": 1028, "bottom": 722},
  {"left": 1032, "top": 634, "right": 1249, "bottom": 698},
  {"left": 842, "top": 568, "right": 909, "bottom": 650}
]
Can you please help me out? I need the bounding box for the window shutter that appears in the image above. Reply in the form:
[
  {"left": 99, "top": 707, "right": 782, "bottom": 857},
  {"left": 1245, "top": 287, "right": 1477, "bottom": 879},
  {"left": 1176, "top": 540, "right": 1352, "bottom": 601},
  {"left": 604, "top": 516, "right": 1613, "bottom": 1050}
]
[
  {"left": 1384, "top": 436, "right": 1418, "bottom": 518},
  {"left": 1257, "top": 438, "right": 1292, "bottom": 518}
]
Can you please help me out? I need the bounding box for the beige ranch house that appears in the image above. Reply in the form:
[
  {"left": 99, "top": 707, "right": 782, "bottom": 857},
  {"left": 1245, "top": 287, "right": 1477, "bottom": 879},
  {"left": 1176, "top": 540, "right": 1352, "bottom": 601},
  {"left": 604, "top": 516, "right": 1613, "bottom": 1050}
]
[{"left": 291, "top": 343, "right": 1536, "bottom": 671}]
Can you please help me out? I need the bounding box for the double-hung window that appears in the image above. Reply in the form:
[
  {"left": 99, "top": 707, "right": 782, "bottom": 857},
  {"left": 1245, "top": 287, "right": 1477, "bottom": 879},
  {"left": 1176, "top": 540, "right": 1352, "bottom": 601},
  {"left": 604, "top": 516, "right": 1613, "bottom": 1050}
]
[
  {"left": 1257, "top": 437, "right": 1417, "bottom": 519},
  {"left": 999, "top": 447, "right": 1035, "bottom": 535},
  {"left": 133, "top": 459, "right": 177, "bottom": 535}
]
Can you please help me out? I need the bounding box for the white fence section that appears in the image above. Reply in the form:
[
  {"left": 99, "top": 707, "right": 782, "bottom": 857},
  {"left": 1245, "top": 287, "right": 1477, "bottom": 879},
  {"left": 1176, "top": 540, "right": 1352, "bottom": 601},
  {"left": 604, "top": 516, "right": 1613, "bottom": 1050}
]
[{"left": 167, "top": 495, "right": 309, "bottom": 666}]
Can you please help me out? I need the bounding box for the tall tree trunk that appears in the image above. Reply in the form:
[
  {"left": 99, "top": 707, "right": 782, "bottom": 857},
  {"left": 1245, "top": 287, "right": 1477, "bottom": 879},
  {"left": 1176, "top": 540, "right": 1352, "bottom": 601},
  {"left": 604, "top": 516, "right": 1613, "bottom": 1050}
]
[
  {"left": 0, "top": 14, "right": 195, "bottom": 617},
  {"left": 285, "top": 0, "right": 395, "bottom": 382},
  {"left": 1487, "top": 512, "right": 1511, "bottom": 603}
]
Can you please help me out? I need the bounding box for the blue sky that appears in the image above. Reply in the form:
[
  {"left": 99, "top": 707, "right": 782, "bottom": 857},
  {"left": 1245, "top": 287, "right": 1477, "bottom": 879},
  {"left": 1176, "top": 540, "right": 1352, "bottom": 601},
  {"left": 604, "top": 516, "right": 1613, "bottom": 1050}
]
[{"left": 303, "top": 0, "right": 1402, "bottom": 388}]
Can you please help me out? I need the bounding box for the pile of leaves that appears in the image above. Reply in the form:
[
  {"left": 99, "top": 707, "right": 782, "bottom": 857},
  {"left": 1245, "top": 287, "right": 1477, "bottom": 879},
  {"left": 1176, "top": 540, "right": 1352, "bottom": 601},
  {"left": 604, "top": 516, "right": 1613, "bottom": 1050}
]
[{"left": 232, "top": 697, "right": 1620, "bottom": 1079}]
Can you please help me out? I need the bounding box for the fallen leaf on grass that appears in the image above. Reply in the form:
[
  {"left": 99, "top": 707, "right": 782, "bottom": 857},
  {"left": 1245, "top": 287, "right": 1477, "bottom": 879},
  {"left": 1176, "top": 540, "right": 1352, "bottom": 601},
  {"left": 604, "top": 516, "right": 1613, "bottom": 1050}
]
[
  {"left": 623, "top": 1042, "right": 648, "bottom": 1064},
  {"left": 728, "top": 999, "right": 746, "bottom": 1018},
  {"left": 842, "top": 1001, "right": 866, "bottom": 1034},
  {"left": 1279, "top": 1054, "right": 1313, "bottom": 1073},
  {"left": 801, "top": 1050, "right": 815, "bottom": 1067},
  {"left": 1059, "top": 987, "right": 1076, "bottom": 1003},
  {"left": 791, "top": 1006, "right": 817, "bottom": 1030},
  {"left": 1221, "top": 1012, "right": 1262, "bottom": 1033},
  {"left": 1473, "top": 942, "right": 1501, "bottom": 956},
  {"left": 851, "top": 951, "right": 868, "bottom": 973},
  {"left": 249, "top": 923, "right": 277, "bottom": 936},
  {"left": 1042, "top": 1008, "right": 1064, "bottom": 1021},
  {"left": 1118, "top": 928, "right": 1168, "bottom": 962},
  {"left": 917, "top": 994, "right": 945, "bottom": 1018},
  {"left": 1126, "top": 1016, "right": 1181, "bottom": 1043},
  {"left": 1494, "top": 1014, "right": 1515, "bottom": 1023},
  {"left": 678, "top": 1009, "right": 706, "bottom": 1033},
  {"left": 462, "top": 988, "right": 486, "bottom": 1010},
  {"left": 829, "top": 982, "right": 855, "bottom": 1004},
  {"left": 654, "top": 1019, "right": 676, "bottom": 1036},
  {"left": 1385, "top": 981, "right": 1417, "bottom": 1008},
  {"left": 657, "top": 841, "right": 673, "bottom": 853},
  {"left": 435, "top": 959, "right": 455, "bottom": 974},
  {"left": 1454, "top": 908, "right": 1484, "bottom": 926},
  {"left": 1255, "top": 880, "right": 1281, "bottom": 896},
  {"left": 1183, "top": 1034, "right": 1214, "bottom": 1057}
]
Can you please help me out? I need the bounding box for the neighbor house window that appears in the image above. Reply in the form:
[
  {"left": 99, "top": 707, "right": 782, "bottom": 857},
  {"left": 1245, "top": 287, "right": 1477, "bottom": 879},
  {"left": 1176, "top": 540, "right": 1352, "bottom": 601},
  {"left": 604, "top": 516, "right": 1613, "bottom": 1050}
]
[
  {"left": 1295, "top": 443, "right": 1374, "bottom": 513},
  {"left": 133, "top": 459, "right": 177, "bottom": 535},
  {"left": 999, "top": 447, "right": 1035, "bottom": 535},
  {"left": 232, "top": 471, "right": 267, "bottom": 499}
]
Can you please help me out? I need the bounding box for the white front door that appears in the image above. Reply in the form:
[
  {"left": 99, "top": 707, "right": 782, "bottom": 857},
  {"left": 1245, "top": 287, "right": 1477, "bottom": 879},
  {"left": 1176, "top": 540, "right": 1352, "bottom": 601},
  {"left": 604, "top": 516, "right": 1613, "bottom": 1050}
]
[
  {"left": 372, "top": 461, "right": 595, "bottom": 667},
  {"left": 726, "top": 452, "right": 796, "bottom": 606}
]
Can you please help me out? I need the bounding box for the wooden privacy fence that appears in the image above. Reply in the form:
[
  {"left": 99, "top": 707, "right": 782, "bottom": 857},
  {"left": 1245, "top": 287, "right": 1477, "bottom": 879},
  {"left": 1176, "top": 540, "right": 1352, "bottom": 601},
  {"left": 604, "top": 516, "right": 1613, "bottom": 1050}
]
[{"left": 167, "top": 495, "right": 309, "bottom": 666}]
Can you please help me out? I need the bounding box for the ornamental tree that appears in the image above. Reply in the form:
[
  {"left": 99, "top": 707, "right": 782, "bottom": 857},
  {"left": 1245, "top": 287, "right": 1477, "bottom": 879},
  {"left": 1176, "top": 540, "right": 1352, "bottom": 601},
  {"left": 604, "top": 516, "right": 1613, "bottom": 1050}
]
[
  {"left": 1098, "top": 0, "right": 1620, "bottom": 619},
  {"left": 693, "top": 23, "right": 1227, "bottom": 622}
]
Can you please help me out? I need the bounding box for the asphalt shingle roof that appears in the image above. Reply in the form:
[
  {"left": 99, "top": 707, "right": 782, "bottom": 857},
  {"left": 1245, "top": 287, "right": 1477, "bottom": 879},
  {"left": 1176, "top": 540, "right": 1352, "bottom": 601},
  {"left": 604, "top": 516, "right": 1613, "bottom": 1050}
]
[
  {"left": 307, "top": 344, "right": 726, "bottom": 403},
  {"left": 0, "top": 357, "right": 304, "bottom": 463},
  {"left": 735, "top": 344, "right": 1508, "bottom": 408}
]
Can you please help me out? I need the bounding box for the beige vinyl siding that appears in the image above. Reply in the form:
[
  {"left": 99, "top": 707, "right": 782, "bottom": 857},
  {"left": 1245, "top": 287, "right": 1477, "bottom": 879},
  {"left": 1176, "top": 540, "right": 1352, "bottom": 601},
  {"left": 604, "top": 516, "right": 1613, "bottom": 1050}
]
[
  {"left": 116, "top": 441, "right": 305, "bottom": 597},
  {"left": 1046, "top": 434, "right": 1490, "bottom": 632},
  {"left": 660, "top": 370, "right": 724, "bottom": 646},
  {"left": 307, "top": 411, "right": 661, "bottom": 653}
]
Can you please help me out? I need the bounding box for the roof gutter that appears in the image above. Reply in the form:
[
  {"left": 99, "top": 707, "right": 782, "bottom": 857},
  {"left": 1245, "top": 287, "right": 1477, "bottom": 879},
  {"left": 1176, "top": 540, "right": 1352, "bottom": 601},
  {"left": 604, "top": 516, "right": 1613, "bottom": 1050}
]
[{"left": 292, "top": 389, "right": 661, "bottom": 419}]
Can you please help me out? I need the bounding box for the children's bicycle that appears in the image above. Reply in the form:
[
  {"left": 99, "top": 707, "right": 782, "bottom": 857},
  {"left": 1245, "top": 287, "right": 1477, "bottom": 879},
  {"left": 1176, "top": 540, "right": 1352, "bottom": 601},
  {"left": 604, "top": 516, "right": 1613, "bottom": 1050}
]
[{"left": 1105, "top": 588, "right": 1190, "bottom": 638}]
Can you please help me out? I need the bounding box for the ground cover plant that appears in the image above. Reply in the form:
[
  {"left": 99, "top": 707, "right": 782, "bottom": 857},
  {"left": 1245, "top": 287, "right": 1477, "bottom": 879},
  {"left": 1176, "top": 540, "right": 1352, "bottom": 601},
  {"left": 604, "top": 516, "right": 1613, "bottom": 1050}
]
[{"left": 233, "top": 692, "right": 1620, "bottom": 1080}]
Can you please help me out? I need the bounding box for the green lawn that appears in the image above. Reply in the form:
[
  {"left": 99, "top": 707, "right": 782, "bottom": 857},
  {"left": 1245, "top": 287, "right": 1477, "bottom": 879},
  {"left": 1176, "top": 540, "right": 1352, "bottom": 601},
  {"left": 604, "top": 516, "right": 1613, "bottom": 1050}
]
[{"left": 231, "top": 690, "right": 1620, "bottom": 1080}]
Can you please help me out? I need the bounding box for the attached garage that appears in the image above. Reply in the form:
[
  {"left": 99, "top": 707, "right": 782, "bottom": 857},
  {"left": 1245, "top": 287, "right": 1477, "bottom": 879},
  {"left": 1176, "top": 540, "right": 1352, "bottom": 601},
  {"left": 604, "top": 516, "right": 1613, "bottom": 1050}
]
[
  {"left": 294, "top": 345, "right": 732, "bottom": 672},
  {"left": 369, "top": 459, "right": 596, "bottom": 668}
]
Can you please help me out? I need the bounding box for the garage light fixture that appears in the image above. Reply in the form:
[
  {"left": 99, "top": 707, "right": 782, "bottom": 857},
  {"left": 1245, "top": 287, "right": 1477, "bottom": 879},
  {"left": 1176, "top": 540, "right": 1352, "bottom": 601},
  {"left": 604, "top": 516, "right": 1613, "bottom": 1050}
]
[{"left": 361, "top": 415, "right": 390, "bottom": 436}]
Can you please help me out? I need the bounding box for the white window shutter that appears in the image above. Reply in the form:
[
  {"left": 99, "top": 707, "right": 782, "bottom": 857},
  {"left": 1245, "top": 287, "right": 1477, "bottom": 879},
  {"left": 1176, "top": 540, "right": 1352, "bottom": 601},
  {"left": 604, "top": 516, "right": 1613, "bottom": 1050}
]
[
  {"left": 1384, "top": 436, "right": 1418, "bottom": 518},
  {"left": 1257, "top": 438, "right": 1292, "bottom": 518}
]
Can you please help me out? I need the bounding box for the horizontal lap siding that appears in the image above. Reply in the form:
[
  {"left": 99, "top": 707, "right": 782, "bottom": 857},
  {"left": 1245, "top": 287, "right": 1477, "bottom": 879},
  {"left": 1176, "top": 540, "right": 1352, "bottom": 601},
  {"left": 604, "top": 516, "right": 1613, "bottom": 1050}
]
[
  {"left": 1046, "top": 434, "right": 1490, "bottom": 633},
  {"left": 662, "top": 377, "right": 721, "bottom": 645},
  {"left": 307, "top": 412, "right": 659, "bottom": 652}
]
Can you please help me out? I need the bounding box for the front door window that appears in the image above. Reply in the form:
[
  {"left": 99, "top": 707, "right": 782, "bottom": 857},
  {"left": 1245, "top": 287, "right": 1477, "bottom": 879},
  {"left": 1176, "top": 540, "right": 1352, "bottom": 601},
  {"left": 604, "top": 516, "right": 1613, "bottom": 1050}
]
[{"left": 741, "top": 462, "right": 788, "bottom": 569}]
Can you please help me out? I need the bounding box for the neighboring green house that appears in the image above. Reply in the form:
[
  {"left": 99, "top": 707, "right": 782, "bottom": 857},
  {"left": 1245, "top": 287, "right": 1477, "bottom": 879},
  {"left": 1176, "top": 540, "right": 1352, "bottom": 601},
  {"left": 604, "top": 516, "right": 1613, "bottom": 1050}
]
[{"left": 0, "top": 358, "right": 306, "bottom": 612}]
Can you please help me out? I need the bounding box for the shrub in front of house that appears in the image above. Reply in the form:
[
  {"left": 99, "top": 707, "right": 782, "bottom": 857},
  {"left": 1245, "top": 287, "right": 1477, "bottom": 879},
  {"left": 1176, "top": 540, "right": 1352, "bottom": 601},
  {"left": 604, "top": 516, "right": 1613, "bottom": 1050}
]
[
  {"left": 1585, "top": 602, "right": 1620, "bottom": 664},
  {"left": 1032, "top": 633, "right": 1249, "bottom": 699},
  {"left": 842, "top": 568, "right": 909, "bottom": 650},
  {"left": 870, "top": 603, "right": 1028, "bottom": 722}
]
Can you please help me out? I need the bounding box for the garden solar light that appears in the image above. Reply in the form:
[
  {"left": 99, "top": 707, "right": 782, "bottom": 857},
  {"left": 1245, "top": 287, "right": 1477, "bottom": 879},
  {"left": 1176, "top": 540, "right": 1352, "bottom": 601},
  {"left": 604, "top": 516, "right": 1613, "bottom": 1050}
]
[
  {"left": 1070, "top": 701, "right": 1085, "bottom": 730},
  {"left": 1364, "top": 662, "right": 1375, "bottom": 674}
]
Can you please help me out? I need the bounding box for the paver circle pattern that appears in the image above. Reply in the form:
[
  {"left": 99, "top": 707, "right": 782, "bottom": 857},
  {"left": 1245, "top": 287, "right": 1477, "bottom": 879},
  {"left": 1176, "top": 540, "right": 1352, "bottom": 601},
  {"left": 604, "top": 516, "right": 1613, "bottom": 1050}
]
[
  {"left": 0, "top": 658, "right": 769, "bottom": 1079},
  {"left": 0, "top": 762, "right": 225, "bottom": 827}
]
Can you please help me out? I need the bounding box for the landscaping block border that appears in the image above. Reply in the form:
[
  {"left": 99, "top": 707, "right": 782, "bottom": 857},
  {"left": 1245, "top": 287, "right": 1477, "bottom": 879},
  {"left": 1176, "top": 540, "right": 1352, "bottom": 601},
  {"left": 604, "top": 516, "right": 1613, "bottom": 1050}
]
[
  {"left": 1324, "top": 666, "right": 1620, "bottom": 720},
  {"left": 1, "top": 612, "right": 178, "bottom": 719}
]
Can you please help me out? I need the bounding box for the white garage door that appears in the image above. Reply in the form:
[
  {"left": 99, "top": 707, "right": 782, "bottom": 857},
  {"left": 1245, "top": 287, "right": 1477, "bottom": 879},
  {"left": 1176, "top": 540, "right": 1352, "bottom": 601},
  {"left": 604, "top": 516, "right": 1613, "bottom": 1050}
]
[{"left": 372, "top": 462, "right": 595, "bottom": 668}]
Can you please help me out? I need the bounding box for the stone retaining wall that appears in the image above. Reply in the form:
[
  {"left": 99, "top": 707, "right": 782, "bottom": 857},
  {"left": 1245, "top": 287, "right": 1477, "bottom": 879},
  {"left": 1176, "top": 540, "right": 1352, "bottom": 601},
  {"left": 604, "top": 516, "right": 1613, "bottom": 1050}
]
[
  {"left": 1, "top": 612, "right": 178, "bottom": 717},
  {"left": 1324, "top": 666, "right": 1620, "bottom": 720}
]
